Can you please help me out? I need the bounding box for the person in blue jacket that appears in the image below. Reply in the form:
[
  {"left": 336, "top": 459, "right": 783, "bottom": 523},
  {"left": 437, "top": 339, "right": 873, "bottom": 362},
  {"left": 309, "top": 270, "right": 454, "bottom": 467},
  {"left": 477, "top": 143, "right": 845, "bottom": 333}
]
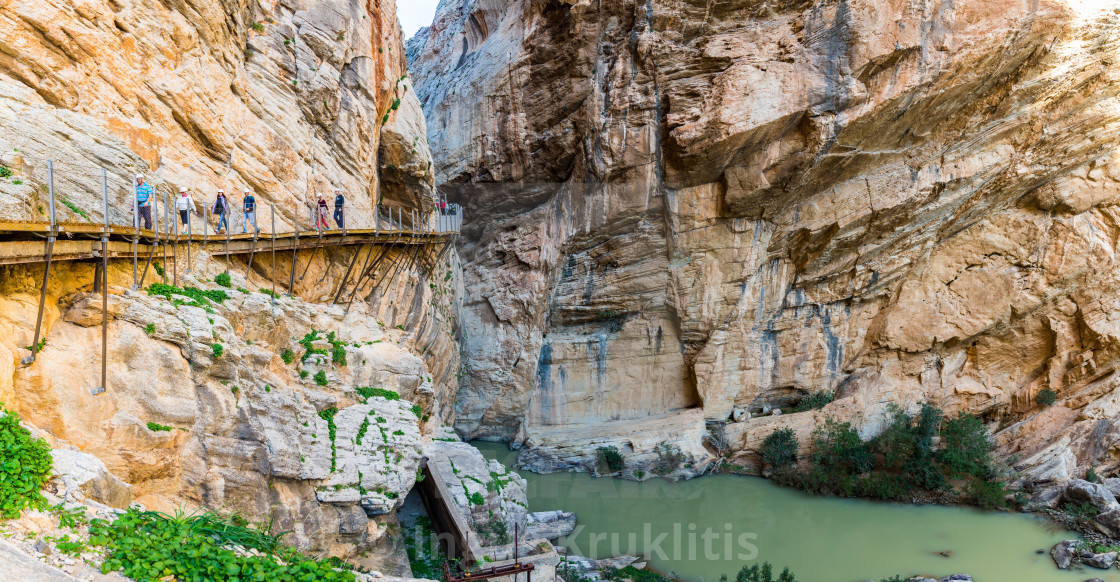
[
  {"left": 135, "top": 174, "right": 154, "bottom": 229},
  {"left": 333, "top": 188, "right": 345, "bottom": 229},
  {"left": 242, "top": 187, "right": 258, "bottom": 234}
]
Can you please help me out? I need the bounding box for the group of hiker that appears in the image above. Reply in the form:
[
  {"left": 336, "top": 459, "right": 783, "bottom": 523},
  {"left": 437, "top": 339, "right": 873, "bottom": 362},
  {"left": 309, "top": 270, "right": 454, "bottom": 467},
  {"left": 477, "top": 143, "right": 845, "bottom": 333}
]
[{"left": 133, "top": 175, "right": 345, "bottom": 234}]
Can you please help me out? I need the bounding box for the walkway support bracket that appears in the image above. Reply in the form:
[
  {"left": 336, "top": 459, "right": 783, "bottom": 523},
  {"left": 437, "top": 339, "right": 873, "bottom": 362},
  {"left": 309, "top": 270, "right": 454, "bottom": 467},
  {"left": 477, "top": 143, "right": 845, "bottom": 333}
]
[
  {"left": 92, "top": 168, "right": 109, "bottom": 396},
  {"left": 21, "top": 160, "right": 58, "bottom": 366}
]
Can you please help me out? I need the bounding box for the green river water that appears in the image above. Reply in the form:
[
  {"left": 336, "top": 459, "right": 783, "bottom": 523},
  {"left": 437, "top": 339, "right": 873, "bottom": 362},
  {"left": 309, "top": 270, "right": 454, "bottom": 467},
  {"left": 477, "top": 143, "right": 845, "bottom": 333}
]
[{"left": 471, "top": 442, "right": 1108, "bottom": 582}]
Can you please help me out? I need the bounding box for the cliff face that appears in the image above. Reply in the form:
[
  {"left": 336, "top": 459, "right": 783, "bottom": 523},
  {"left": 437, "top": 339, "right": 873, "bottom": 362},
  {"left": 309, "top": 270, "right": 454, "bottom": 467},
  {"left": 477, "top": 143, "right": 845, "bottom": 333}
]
[
  {"left": 0, "top": 0, "right": 431, "bottom": 226},
  {"left": 0, "top": 0, "right": 463, "bottom": 570},
  {"left": 408, "top": 0, "right": 1120, "bottom": 479}
]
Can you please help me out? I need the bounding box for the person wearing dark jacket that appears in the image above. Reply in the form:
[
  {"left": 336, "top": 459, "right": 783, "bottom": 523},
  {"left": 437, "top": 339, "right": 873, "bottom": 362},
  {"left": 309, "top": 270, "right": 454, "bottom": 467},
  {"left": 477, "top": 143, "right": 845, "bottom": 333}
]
[
  {"left": 333, "top": 188, "right": 345, "bottom": 229},
  {"left": 242, "top": 187, "right": 258, "bottom": 234},
  {"left": 213, "top": 190, "right": 229, "bottom": 233}
]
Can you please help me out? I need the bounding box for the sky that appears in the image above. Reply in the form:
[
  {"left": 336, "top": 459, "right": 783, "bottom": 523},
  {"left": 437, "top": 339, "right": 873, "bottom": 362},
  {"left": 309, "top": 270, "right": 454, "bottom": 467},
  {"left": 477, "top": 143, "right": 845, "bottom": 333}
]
[{"left": 398, "top": 0, "right": 441, "bottom": 39}]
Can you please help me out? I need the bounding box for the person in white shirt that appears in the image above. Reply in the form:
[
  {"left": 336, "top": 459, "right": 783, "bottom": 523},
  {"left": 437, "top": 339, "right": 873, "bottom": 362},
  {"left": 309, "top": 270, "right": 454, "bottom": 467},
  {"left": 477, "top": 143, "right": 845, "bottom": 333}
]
[{"left": 175, "top": 187, "right": 194, "bottom": 227}]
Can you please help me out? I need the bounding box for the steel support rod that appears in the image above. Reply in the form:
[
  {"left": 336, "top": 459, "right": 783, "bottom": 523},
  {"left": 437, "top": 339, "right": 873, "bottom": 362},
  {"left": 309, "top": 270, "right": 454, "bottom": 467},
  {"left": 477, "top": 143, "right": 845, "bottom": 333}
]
[
  {"left": 332, "top": 244, "right": 367, "bottom": 304},
  {"left": 22, "top": 160, "right": 57, "bottom": 366},
  {"left": 224, "top": 204, "right": 231, "bottom": 274},
  {"left": 162, "top": 192, "right": 169, "bottom": 283},
  {"left": 93, "top": 169, "right": 109, "bottom": 396},
  {"left": 270, "top": 203, "right": 276, "bottom": 306},
  {"left": 287, "top": 200, "right": 300, "bottom": 297}
]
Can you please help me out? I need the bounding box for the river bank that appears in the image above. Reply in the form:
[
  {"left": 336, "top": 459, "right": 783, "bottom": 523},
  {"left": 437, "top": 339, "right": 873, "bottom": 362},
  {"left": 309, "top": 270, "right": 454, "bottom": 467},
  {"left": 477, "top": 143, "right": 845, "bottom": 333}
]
[{"left": 471, "top": 443, "right": 1100, "bottom": 582}]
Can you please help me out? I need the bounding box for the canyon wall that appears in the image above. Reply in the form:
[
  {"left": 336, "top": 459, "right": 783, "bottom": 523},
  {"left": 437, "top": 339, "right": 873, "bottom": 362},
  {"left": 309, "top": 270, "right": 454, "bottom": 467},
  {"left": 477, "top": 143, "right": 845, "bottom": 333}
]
[
  {"left": 0, "top": 0, "right": 463, "bottom": 572},
  {"left": 408, "top": 0, "right": 1120, "bottom": 480}
]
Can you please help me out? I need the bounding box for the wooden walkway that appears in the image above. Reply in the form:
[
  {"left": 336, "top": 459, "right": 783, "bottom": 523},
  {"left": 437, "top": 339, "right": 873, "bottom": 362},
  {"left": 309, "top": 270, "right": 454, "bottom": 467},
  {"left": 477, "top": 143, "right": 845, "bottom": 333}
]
[{"left": 0, "top": 220, "right": 458, "bottom": 265}]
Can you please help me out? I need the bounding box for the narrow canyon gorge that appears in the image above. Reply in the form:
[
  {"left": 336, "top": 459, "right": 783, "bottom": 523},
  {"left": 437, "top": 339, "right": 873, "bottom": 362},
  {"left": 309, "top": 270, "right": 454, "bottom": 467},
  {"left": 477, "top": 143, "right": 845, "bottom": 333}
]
[{"left": 1, "top": 0, "right": 1120, "bottom": 581}]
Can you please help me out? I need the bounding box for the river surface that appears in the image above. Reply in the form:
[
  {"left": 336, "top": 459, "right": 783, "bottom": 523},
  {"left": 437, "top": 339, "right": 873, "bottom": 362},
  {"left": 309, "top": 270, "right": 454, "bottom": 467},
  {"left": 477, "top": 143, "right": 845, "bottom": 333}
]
[{"left": 472, "top": 442, "right": 1109, "bottom": 582}]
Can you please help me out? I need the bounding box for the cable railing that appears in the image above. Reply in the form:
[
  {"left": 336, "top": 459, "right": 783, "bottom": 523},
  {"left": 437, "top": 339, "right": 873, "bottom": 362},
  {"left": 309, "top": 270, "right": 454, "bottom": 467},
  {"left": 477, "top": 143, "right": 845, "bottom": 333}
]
[
  {"left": 0, "top": 160, "right": 462, "bottom": 242},
  {"left": 9, "top": 160, "right": 464, "bottom": 397}
]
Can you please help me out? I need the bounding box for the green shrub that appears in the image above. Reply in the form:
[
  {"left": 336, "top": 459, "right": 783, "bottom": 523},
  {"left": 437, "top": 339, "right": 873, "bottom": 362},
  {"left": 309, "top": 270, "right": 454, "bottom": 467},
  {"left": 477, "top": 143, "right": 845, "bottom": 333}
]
[
  {"left": 251, "top": 21, "right": 265, "bottom": 32},
  {"left": 318, "top": 408, "right": 338, "bottom": 472},
  {"left": 214, "top": 272, "right": 232, "bottom": 288},
  {"left": 857, "top": 472, "right": 910, "bottom": 501},
  {"left": 146, "top": 422, "right": 173, "bottom": 432},
  {"left": 148, "top": 282, "right": 229, "bottom": 307},
  {"left": 597, "top": 446, "right": 624, "bottom": 473},
  {"left": 1066, "top": 501, "right": 1099, "bottom": 527},
  {"left": 299, "top": 369, "right": 309, "bottom": 379},
  {"left": 314, "top": 370, "right": 328, "bottom": 386},
  {"left": 24, "top": 338, "right": 46, "bottom": 352},
  {"left": 937, "top": 412, "right": 993, "bottom": 478},
  {"left": 356, "top": 387, "right": 399, "bottom": 401},
  {"left": 211, "top": 343, "right": 224, "bottom": 358},
  {"left": 810, "top": 418, "right": 874, "bottom": 476},
  {"left": 794, "top": 391, "right": 834, "bottom": 412},
  {"left": 1036, "top": 388, "right": 1058, "bottom": 407},
  {"left": 604, "top": 566, "right": 669, "bottom": 582},
  {"left": 733, "top": 562, "right": 798, "bottom": 582},
  {"left": 259, "top": 288, "right": 278, "bottom": 298},
  {"left": 144, "top": 323, "right": 156, "bottom": 335},
  {"left": 280, "top": 349, "right": 295, "bottom": 364},
  {"left": 154, "top": 262, "right": 165, "bottom": 277},
  {"left": 968, "top": 477, "right": 1009, "bottom": 509},
  {"left": 761, "top": 428, "right": 799, "bottom": 469},
  {"left": 0, "top": 166, "right": 10, "bottom": 178},
  {"left": 411, "top": 404, "right": 423, "bottom": 418},
  {"left": 1088, "top": 467, "right": 1103, "bottom": 483},
  {"left": 88, "top": 508, "right": 353, "bottom": 581},
  {"left": 0, "top": 405, "right": 53, "bottom": 519},
  {"left": 331, "top": 343, "right": 347, "bottom": 366}
]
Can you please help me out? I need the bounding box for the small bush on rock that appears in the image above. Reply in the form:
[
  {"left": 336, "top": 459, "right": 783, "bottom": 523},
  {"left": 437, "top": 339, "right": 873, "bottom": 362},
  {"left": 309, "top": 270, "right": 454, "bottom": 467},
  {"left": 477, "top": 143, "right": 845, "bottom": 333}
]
[
  {"left": 1036, "top": 388, "right": 1058, "bottom": 407},
  {"left": 0, "top": 405, "right": 53, "bottom": 519},
  {"left": 597, "top": 446, "right": 624, "bottom": 473},
  {"left": 214, "top": 272, "right": 232, "bottom": 288},
  {"left": 761, "top": 428, "right": 798, "bottom": 469}
]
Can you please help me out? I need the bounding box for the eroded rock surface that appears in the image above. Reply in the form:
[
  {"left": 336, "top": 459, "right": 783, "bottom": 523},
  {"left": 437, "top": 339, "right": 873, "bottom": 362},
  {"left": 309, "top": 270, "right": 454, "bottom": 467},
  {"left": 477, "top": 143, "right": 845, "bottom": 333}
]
[{"left": 409, "top": 0, "right": 1120, "bottom": 479}]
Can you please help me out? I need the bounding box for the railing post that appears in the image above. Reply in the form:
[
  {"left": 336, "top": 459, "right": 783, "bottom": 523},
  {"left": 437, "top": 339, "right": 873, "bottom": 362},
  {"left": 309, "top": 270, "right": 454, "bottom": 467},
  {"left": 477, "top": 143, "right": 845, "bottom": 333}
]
[
  {"left": 224, "top": 199, "right": 231, "bottom": 274},
  {"left": 186, "top": 196, "right": 192, "bottom": 274},
  {"left": 162, "top": 192, "right": 169, "bottom": 283},
  {"left": 131, "top": 176, "right": 138, "bottom": 290}
]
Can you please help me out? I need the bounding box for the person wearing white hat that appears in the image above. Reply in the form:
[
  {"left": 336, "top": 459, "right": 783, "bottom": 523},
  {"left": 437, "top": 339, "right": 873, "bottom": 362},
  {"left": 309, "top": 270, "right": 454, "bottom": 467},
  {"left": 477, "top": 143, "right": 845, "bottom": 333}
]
[
  {"left": 212, "top": 189, "right": 230, "bottom": 234},
  {"left": 332, "top": 187, "right": 345, "bottom": 229},
  {"left": 315, "top": 193, "right": 331, "bottom": 230},
  {"left": 175, "top": 187, "right": 195, "bottom": 226},
  {"left": 135, "top": 175, "right": 154, "bottom": 230},
  {"left": 241, "top": 187, "right": 259, "bottom": 234}
]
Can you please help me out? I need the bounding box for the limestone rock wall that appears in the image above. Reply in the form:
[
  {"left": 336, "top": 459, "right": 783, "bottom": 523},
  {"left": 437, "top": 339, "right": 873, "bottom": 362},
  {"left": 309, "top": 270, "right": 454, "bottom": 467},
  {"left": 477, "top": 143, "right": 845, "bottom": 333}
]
[
  {"left": 0, "top": 256, "right": 444, "bottom": 567},
  {"left": 0, "top": 0, "right": 430, "bottom": 231},
  {"left": 408, "top": 0, "right": 1120, "bottom": 481}
]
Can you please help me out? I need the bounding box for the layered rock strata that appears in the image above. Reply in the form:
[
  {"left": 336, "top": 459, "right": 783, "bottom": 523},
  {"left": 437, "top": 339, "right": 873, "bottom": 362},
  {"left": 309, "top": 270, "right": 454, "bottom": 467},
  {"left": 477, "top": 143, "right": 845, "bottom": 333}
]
[{"left": 408, "top": 0, "right": 1120, "bottom": 481}]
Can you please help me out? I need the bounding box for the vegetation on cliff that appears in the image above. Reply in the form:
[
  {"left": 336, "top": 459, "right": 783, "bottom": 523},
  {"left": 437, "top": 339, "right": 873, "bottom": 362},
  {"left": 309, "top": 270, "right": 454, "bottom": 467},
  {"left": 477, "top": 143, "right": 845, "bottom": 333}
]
[
  {"left": 89, "top": 508, "right": 356, "bottom": 581},
  {"left": 762, "top": 404, "right": 1008, "bottom": 508},
  {"left": 0, "top": 405, "right": 53, "bottom": 519}
]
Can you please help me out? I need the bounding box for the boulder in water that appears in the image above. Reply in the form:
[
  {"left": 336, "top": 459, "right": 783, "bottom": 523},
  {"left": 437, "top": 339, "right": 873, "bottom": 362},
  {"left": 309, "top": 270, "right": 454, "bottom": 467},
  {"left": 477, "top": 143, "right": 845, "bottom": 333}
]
[
  {"left": 1080, "top": 551, "right": 1117, "bottom": 570},
  {"left": 1051, "top": 540, "right": 1080, "bottom": 569},
  {"left": 526, "top": 511, "right": 577, "bottom": 541}
]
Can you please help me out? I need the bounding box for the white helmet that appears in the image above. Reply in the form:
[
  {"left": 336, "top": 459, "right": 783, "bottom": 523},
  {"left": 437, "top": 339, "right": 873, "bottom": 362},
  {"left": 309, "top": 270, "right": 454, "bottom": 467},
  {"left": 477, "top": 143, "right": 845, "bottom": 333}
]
[{"left": 179, "top": 187, "right": 188, "bottom": 193}]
